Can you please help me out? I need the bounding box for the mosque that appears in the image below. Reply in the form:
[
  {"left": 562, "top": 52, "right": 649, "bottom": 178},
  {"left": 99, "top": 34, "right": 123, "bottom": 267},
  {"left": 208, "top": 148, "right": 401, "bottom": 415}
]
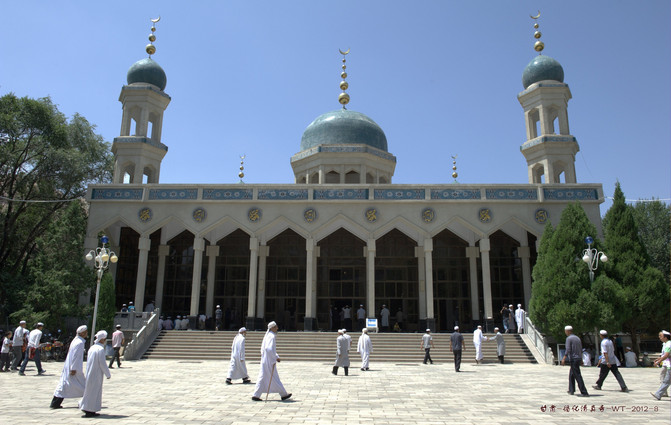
[{"left": 84, "top": 18, "right": 603, "bottom": 332}]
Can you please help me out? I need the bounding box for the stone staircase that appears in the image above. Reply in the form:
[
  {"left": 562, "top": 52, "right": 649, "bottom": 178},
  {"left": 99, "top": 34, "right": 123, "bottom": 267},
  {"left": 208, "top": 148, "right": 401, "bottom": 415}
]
[{"left": 143, "top": 331, "right": 537, "bottom": 364}]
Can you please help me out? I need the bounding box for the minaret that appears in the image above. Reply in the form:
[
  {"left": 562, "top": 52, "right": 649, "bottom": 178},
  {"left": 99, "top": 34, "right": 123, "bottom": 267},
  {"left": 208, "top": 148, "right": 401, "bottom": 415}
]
[
  {"left": 518, "top": 12, "right": 579, "bottom": 184},
  {"left": 112, "top": 17, "right": 170, "bottom": 184}
]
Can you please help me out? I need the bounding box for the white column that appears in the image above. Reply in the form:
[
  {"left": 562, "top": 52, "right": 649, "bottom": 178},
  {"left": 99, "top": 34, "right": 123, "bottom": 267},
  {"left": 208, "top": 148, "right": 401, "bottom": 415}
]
[
  {"left": 247, "top": 238, "right": 259, "bottom": 318},
  {"left": 479, "top": 238, "right": 493, "bottom": 319},
  {"left": 305, "top": 238, "right": 316, "bottom": 318},
  {"left": 134, "top": 236, "right": 151, "bottom": 310},
  {"left": 256, "top": 245, "right": 269, "bottom": 319},
  {"left": 415, "top": 247, "right": 426, "bottom": 320},
  {"left": 518, "top": 245, "right": 532, "bottom": 310},
  {"left": 189, "top": 237, "right": 205, "bottom": 316},
  {"left": 466, "top": 246, "right": 480, "bottom": 321},
  {"left": 154, "top": 245, "right": 169, "bottom": 311},
  {"left": 366, "top": 239, "right": 376, "bottom": 318},
  {"left": 205, "top": 245, "right": 220, "bottom": 317},
  {"left": 423, "top": 239, "right": 434, "bottom": 319}
]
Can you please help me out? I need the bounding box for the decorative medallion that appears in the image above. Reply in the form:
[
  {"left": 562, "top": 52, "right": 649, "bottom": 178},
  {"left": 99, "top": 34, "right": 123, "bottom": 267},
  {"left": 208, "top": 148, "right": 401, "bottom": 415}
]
[
  {"left": 365, "top": 208, "right": 378, "bottom": 223},
  {"left": 421, "top": 208, "right": 435, "bottom": 223},
  {"left": 193, "top": 207, "right": 207, "bottom": 223},
  {"left": 138, "top": 207, "right": 152, "bottom": 223},
  {"left": 304, "top": 208, "right": 318, "bottom": 223},
  {"left": 534, "top": 208, "right": 549, "bottom": 224},
  {"left": 248, "top": 207, "right": 262, "bottom": 222},
  {"left": 478, "top": 208, "right": 492, "bottom": 223}
]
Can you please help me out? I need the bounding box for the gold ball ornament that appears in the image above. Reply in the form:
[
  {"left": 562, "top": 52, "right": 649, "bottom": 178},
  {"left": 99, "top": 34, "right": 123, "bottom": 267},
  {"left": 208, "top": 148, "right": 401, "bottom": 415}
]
[
  {"left": 534, "top": 31, "right": 542, "bottom": 39},
  {"left": 452, "top": 172, "right": 458, "bottom": 178},
  {"left": 151, "top": 26, "right": 156, "bottom": 32},
  {"left": 149, "top": 34, "right": 156, "bottom": 42},
  {"left": 342, "top": 64, "right": 346, "bottom": 70},
  {"left": 340, "top": 81, "right": 349, "bottom": 90},
  {"left": 534, "top": 23, "right": 539, "bottom": 29},
  {"left": 238, "top": 172, "right": 244, "bottom": 178},
  {"left": 341, "top": 72, "right": 347, "bottom": 79},
  {"left": 146, "top": 44, "right": 156, "bottom": 55},
  {"left": 338, "top": 92, "right": 350, "bottom": 105},
  {"left": 534, "top": 41, "right": 544, "bottom": 52}
]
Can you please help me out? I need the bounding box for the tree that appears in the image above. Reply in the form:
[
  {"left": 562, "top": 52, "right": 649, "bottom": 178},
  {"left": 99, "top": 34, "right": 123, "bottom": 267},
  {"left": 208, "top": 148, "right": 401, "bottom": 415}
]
[
  {"left": 602, "top": 183, "right": 669, "bottom": 354},
  {"left": 631, "top": 199, "right": 670, "bottom": 285},
  {"left": 529, "top": 202, "right": 605, "bottom": 341},
  {"left": 0, "top": 93, "right": 113, "bottom": 327},
  {"left": 95, "top": 272, "right": 116, "bottom": 337}
]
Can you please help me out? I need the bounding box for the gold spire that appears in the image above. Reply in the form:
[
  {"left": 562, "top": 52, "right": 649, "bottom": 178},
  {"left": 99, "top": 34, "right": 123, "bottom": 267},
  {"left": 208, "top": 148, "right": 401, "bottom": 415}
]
[
  {"left": 238, "top": 154, "right": 246, "bottom": 183},
  {"left": 530, "top": 11, "right": 544, "bottom": 54},
  {"left": 338, "top": 48, "right": 350, "bottom": 109},
  {"left": 451, "top": 155, "right": 459, "bottom": 182},
  {"left": 146, "top": 16, "right": 161, "bottom": 57}
]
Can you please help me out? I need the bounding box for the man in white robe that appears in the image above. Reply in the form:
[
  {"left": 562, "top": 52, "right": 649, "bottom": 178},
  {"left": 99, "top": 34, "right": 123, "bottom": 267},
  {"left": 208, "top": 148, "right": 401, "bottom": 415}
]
[
  {"left": 332, "top": 330, "right": 350, "bottom": 375},
  {"left": 380, "top": 305, "right": 390, "bottom": 332},
  {"left": 252, "top": 321, "right": 291, "bottom": 401},
  {"left": 342, "top": 329, "right": 352, "bottom": 350},
  {"left": 79, "top": 331, "right": 111, "bottom": 417},
  {"left": 515, "top": 304, "right": 525, "bottom": 333},
  {"left": 226, "top": 327, "right": 250, "bottom": 384},
  {"left": 357, "top": 328, "right": 372, "bottom": 371},
  {"left": 488, "top": 327, "right": 506, "bottom": 364},
  {"left": 174, "top": 315, "right": 182, "bottom": 330},
  {"left": 473, "top": 325, "right": 487, "bottom": 364},
  {"left": 51, "top": 325, "right": 88, "bottom": 409}
]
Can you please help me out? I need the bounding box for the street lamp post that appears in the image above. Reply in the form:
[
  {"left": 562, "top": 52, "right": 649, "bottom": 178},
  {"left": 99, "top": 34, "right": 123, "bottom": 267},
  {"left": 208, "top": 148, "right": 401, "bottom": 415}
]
[
  {"left": 85, "top": 235, "right": 118, "bottom": 339},
  {"left": 582, "top": 236, "right": 608, "bottom": 283}
]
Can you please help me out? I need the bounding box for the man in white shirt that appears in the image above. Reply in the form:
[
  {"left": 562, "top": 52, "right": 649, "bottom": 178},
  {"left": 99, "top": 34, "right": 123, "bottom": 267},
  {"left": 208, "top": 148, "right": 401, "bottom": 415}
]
[
  {"left": 10, "top": 320, "right": 26, "bottom": 371},
  {"left": 651, "top": 330, "right": 671, "bottom": 400},
  {"left": 19, "top": 322, "right": 45, "bottom": 375},
  {"left": 342, "top": 306, "right": 352, "bottom": 331},
  {"left": 593, "top": 330, "right": 628, "bottom": 392},
  {"left": 624, "top": 346, "right": 638, "bottom": 367},
  {"left": 356, "top": 305, "right": 366, "bottom": 331},
  {"left": 421, "top": 329, "right": 434, "bottom": 364},
  {"left": 380, "top": 305, "right": 390, "bottom": 332},
  {"left": 109, "top": 325, "right": 125, "bottom": 368},
  {"left": 51, "top": 325, "right": 88, "bottom": 408}
]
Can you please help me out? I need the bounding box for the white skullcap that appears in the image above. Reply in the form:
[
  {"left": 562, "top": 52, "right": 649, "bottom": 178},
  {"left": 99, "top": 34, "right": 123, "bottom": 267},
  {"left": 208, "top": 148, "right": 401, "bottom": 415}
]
[
  {"left": 426, "top": 328, "right": 431, "bottom": 332},
  {"left": 238, "top": 327, "right": 247, "bottom": 333},
  {"left": 517, "top": 304, "right": 522, "bottom": 307},
  {"left": 76, "top": 325, "right": 88, "bottom": 334},
  {"left": 95, "top": 330, "right": 107, "bottom": 341},
  {"left": 177, "top": 315, "right": 181, "bottom": 319},
  {"left": 662, "top": 330, "right": 671, "bottom": 337},
  {"left": 360, "top": 304, "right": 363, "bottom": 307},
  {"left": 599, "top": 330, "right": 608, "bottom": 336},
  {"left": 454, "top": 326, "right": 459, "bottom": 330},
  {"left": 625, "top": 346, "right": 632, "bottom": 350},
  {"left": 564, "top": 325, "right": 573, "bottom": 331},
  {"left": 342, "top": 329, "right": 347, "bottom": 333},
  {"left": 267, "top": 321, "right": 277, "bottom": 329},
  {"left": 19, "top": 320, "right": 26, "bottom": 324},
  {"left": 477, "top": 325, "right": 482, "bottom": 329},
  {"left": 37, "top": 322, "right": 44, "bottom": 327},
  {"left": 494, "top": 327, "right": 500, "bottom": 331},
  {"left": 509, "top": 304, "right": 513, "bottom": 307},
  {"left": 337, "top": 329, "right": 343, "bottom": 334},
  {"left": 362, "top": 328, "right": 368, "bottom": 333},
  {"left": 116, "top": 324, "right": 121, "bottom": 328}
]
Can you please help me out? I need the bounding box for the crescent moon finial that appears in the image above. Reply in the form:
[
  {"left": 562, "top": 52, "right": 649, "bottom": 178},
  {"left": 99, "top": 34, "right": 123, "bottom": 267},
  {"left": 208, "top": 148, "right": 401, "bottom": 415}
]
[
  {"left": 530, "top": 11, "right": 540, "bottom": 19},
  {"left": 146, "top": 16, "right": 160, "bottom": 57},
  {"left": 338, "top": 48, "right": 350, "bottom": 109},
  {"left": 339, "top": 48, "right": 350, "bottom": 56},
  {"left": 151, "top": 16, "right": 161, "bottom": 23}
]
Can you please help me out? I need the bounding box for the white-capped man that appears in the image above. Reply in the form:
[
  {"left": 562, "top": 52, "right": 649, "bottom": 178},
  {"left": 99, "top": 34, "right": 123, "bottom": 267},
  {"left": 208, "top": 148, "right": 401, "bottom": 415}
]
[
  {"left": 421, "top": 329, "right": 434, "bottom": 364},
  {"left": 450, "top": 326, "right": 464, "bottom": 372},
  {"left": 473, "top": 325, "right": 487, "bottom": 364},
  {"left": 226, "top": 327, "right": 250, "bottom": 385},
  {"left": 651, "top": 330, "right": 671, "bottom": 400},
  {"left": 593, "top": 330, "right": 628, "bottom": 392},
  {"left": 356, "top": 305, "right": 366, "bottom": 331},
  {"left": 561, "top": 325, "right": 589, "bottom": 397},
  {"left": 109, "top": 325, "right": 124, "bottom": 368},
  {"left": 252, "top": 321, "right": 291, "bottom": 401},
  {"left": 357, "top": 328, "right": 372, "bottom": 371},
  {"left": 380, "top": 305, "right": 390, "bottom": 332},
  {"left": 10, "top": 320, "right": 26, "bottom": 371},
  {"left": 79, "top": 330, "right": 111, "bottom": 417},
  {"left": 489, "top": 327, "right": 506, "bottom": 364},
  {"left": 515, "top": 304, "right": 525, "bottom": 333},
  {"left": 332, "top": 329, "right": 351, "bottom": 376},
  {"left": 19, "top": 322, "right": 45, "bottom": 375},
  {"left": 51, "top": 325, "right": 88, "bottom": 408}
]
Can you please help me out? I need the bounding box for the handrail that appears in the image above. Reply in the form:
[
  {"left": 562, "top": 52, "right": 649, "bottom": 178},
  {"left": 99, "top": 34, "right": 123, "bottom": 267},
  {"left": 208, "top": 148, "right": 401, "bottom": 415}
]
[
  {"left": 123, "top": 310, "right": 160, "bottom": 360},
  {"left": 524, "top": 315, "right": 555, "bottom": 365}
]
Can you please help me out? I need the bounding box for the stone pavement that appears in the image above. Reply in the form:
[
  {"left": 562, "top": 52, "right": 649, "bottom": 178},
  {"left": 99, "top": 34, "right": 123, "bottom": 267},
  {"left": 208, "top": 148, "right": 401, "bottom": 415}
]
[{"left": 2, "top": 356, "right": 669, "bottom": 424}]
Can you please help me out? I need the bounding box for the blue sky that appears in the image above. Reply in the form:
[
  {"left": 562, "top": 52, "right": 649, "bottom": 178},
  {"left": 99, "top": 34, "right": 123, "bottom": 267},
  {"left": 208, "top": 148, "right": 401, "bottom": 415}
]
[{"left": 2, "top": 1, "right": 669, "bottom": 215}]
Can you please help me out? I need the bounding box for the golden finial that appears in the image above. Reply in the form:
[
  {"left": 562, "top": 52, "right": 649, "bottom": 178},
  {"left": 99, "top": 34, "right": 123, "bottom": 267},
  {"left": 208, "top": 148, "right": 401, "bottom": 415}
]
[
  {"left": 338, "top": 48, "right": 350, "bottom": 109},
  {"left": 146, "top": 16, "right": 161, "bottom": 57},
  {"left": 238, "top": 154, "right": 246, "bottom": 183},
  {"left": 451, "top": 155, "right": 459, "bottom": 181},
  {"left": 530, "top": 11, "right": 544, "bottom": 54}
]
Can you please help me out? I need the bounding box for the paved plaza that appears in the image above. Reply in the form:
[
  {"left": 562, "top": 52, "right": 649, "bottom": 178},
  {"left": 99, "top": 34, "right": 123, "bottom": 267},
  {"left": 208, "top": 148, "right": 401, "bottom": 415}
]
[{"left": 2, "top": 356, "right": 669, "bottom": 424}]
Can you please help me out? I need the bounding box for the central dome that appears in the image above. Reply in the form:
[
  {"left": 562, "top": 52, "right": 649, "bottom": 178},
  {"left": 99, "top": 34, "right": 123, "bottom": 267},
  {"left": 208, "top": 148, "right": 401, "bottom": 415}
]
[
  {"left": 300, "top": 109, "right": 388, "bottom": 152},
  {"left": 127, "top": 58, "right": 167, "bottom": 91},
  {"left": 522, "top": 55, "right": 564, "bottom": 89}
]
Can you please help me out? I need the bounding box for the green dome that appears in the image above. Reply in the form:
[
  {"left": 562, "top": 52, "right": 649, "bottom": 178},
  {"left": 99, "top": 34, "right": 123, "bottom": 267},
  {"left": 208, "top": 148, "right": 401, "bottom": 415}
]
[
  {"left": 127, "top": 58, "right": 167, "bottom": 91},
  {"left": 522, "top": 55, "right": 564, "bottom": 89},
  {"left": 300, "top": 109, "right": 388, "bottom": 152}
]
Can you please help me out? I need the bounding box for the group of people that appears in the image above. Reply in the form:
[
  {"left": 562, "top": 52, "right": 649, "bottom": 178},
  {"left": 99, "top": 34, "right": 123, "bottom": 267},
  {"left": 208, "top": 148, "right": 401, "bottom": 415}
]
[
  {"left": 3, "top": 321, "right": 49, "bottom": 376},
  {"left": 500, "top": 303, "right": 525, "bottom": 334},
  {"left": 159, "top": 315, "right": 189, "bottom": 330}
]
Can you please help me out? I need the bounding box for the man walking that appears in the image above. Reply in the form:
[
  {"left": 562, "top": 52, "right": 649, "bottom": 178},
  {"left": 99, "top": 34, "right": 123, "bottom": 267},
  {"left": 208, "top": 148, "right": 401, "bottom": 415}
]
[
  {"left": 421, "top": 329, "right": 434, "bottom": 364},
  {"left": 252, "top": 321, "right": 291, "bottom": 401},
  {"left": 489, "top": 327, "right": 506, "bottom": 364},
  {"left": 51, "top": 325, "right": 88, "bottom": 408},
  {"left": 79, "top": 331, "right": 111, "bottom": 417},
  {"left": 450, "top": 326, "right": 464, "bottom": 372},
  {"left": 357, "top": 328, "right": 372, "bottom": 371},
  {"left": 651, "top": 330, "right": 670, "bottom": 400},
  {"left": 332, "top": 329, "right": 350, "bottom": 375},
  {"left": 593, "top": 330, "right": 628, "bottom": 392},
  {"left": 109, "top": 325, "right": 124, "bottom": 368},
  {"left": 561, "top": 325, "right": 589, "bottom": 397},
  {"left": 473, "top": 325, "right": 487, "bottom": 364},
  {"left": 19, "top": 322, "right": 46, "bottom": 375},
  {"left": 515, "top": 304, "right": 525, "bottom": 334},
  {"left": 500, "top": 304, "right": 510, "bottom": 333},
  {"left": 226, "top": 327, "right": 250, "bottom": 384},
  {"left": 10, "top": 320, "right": 26, "bottom": 371}
]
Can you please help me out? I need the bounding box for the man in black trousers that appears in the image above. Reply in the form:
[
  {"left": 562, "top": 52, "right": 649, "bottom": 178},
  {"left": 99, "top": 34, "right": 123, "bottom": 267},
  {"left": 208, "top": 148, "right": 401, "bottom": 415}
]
[
  {"left": 561, "top": 325, "right": 589, "bottom": 396},
  {"left": 450, "top": 326, "right": 464, "bottom": 372}
]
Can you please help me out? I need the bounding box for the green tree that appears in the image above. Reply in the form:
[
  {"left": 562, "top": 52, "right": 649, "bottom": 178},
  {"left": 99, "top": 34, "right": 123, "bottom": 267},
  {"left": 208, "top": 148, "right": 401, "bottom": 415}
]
[
  {"left": 95, "top": 272, "right": 116, "bottom": 337},
  {"left": 602, "top": 183, "right": 669, "bottom": 354},
  {"left": 0, "top": 93, "right": 113, "bottom": 326},
  {"left": 631, "top": 199, "right": 670, "bottom": 285},
  {"left": 529, "top": 202, "right": 605, "bottom": 341}
]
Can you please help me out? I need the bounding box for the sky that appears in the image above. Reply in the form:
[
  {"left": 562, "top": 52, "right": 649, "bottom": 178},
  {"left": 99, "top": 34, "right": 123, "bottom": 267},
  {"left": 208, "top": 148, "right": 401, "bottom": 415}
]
[{"left": 2, "top": 1, "right": 669, "bottom": 215}]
